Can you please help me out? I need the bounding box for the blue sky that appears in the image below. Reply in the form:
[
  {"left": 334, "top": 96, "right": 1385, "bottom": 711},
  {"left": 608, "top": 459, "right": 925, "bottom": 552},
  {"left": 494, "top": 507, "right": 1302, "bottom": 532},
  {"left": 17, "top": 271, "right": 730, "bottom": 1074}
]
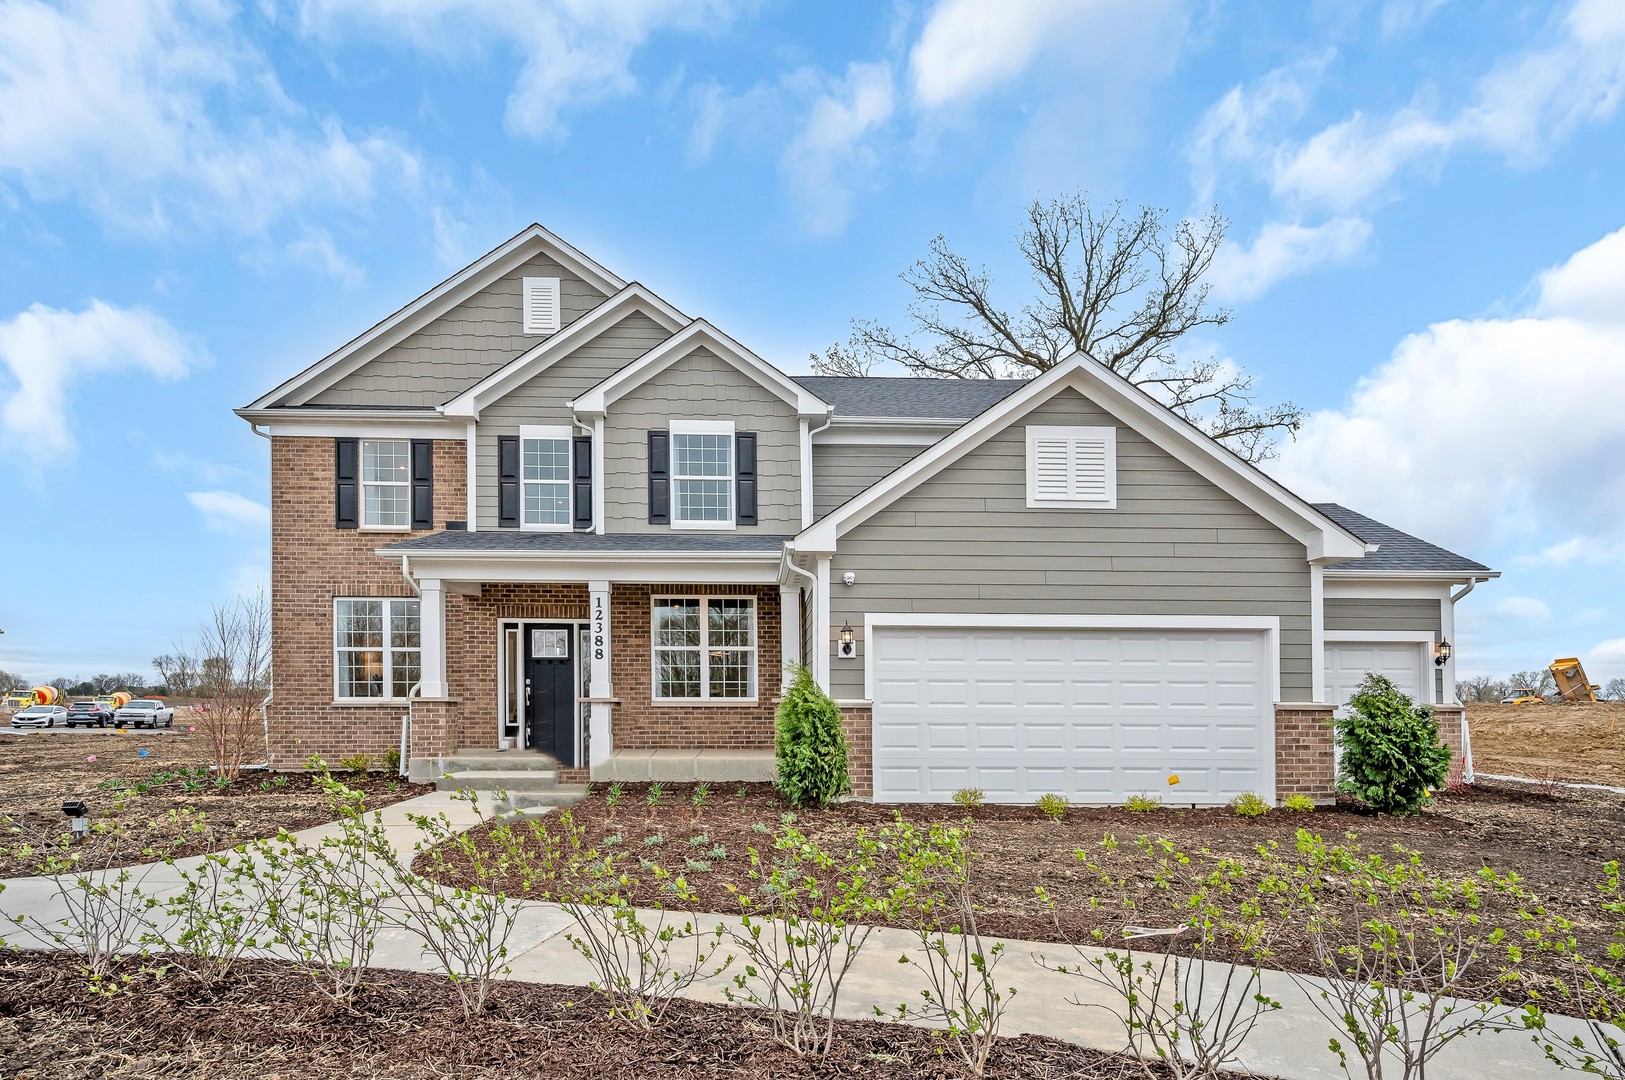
[{"left": 2, "top": 0, "right": 1624, "bottom": 687}]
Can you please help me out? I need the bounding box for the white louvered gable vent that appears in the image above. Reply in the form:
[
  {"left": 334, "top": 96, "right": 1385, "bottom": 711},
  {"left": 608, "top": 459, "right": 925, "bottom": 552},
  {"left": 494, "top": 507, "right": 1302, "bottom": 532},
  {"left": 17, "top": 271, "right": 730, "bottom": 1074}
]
[
  {"left": 1026, "top": 425, "right": 1116, "bottom": 509},
  {"left": 522, "top": 276, "right": 561, "bottom": 334}
]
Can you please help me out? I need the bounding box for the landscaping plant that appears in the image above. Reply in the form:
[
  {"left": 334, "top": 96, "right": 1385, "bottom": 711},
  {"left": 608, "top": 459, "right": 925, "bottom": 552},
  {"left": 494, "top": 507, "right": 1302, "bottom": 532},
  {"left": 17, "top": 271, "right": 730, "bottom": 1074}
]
[
  {"left": 1520, "top": 859, "right": 1625, "bottom": 1079},
  {"left": 1036, "top": 833, "right": 1288, "bottom": 1080},
  {"left": 160, "top": 810, "right": 284, "bottom": 988},
  {"left": 1124, "top": 793, "right": 1162, "bottom": 812},
  {"left": 1335, "top": 673, "right": 1451, "bottom": 815},
  {"left": 1229, "top": 792, "right": 1270, "bottom": 817},
  {"left": 878, "top": 815, "right": 1012, "bottom": 1077},
  {"left": 774, "top": 665, "right": 851, "bottom": 810},
  {"left": 1282, "top": 793, "right": 1316, "bottom": 812},
  {"left": 724, "top": 822, "right": 888, "bottom": 1057},
  {"left": 953, "top": 787, "right": 985, "bottom": 810},
  {"left": 1035, "top": 792, "right": 1068, "bottom": 820}
]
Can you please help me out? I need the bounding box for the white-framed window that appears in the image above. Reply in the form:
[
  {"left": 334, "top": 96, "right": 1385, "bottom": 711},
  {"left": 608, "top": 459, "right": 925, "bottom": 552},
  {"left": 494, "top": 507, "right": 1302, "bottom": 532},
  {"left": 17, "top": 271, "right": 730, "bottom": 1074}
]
[
  {"left": 670, "top": 419, "right": 735, "bottom": 529},
  {"left": 1026, "top": 425, "right": 1117, "bottom": 509},
  {"left": 519, "top": 424, "right": 572, "bottom": 530},
  {"left": 522, "top": 276, "right": 561, "bottom": 334},
  {"left": 361, "top": 439, "right": 411, "bottom": 528},
  {"left": 651, "top": 595, "right": 756, "bottom": 701},
  {"left": 334, "top": 598, "right": 421, "bottom": 701}
]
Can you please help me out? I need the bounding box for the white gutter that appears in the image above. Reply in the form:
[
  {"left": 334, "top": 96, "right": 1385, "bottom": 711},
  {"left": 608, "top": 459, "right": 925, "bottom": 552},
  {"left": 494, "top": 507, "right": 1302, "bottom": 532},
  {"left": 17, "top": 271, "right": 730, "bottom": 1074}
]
[{"left": 780, "top": 547, "right": 818, "bottom": 681}]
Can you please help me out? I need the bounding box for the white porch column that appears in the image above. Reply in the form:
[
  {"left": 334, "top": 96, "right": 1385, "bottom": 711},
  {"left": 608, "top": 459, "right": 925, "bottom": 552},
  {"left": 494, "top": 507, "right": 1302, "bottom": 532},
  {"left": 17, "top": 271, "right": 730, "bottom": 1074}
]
[
  {"left": 780, "top": 584, "right": 802, "bottom": 688},
  {"left": 588, "top": 579, "right": 613, "bottom": 770},
  {"left": 418, "top": 577, "right": 447, "bottom": 698}
]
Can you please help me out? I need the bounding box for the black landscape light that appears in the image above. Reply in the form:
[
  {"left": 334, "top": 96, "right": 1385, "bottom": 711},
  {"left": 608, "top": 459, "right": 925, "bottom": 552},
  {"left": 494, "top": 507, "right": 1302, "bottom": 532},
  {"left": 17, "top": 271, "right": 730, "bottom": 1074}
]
[
  {"left": 1435, "top": 639, "right": 1453, "bottom": 667},
  {"left": 62, "top": 798, "right": 90, "bottom": 837}
]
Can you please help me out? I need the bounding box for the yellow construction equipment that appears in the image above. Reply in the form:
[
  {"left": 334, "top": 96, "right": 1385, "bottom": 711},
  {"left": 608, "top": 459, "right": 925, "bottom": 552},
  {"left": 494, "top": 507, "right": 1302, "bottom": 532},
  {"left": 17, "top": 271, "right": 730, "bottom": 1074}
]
[
  {"left": 1502, "top": 688, "right": 1545, "bottom": 704},
  {"left": 1548, "top": 657, "right": 1601, "bottom": 703}
]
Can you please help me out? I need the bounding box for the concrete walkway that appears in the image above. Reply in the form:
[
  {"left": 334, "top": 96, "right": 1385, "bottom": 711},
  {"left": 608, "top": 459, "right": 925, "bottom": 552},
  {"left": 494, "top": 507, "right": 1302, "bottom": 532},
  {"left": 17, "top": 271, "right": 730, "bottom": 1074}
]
[{"left": 0, "top": 791, "right": 1587, "bottom": 1079}]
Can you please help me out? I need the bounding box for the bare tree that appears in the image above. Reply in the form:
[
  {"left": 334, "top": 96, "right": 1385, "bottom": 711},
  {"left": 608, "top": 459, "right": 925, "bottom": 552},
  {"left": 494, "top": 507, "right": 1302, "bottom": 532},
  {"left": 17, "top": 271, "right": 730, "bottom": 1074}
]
[
  {"left": 0, "top": 670, "right": 24, "bottom": 693},
  {"left": 187, "top": 590, "right": 271, "bottom": 781},
  {"left": 1508, "top": 669, "right": 1557, "bottom": 698},
  {"left": 48, "top": 676, "right": 75, "bottom": 695},
  {"left": 89, "top": 673, "right": 121, "bottom": 694},
  {"left": 1603, "top": 676, "right": 1625, "bottom": 701},
  {"left": 1455, "top": 675, "right": 1511, "bottom": 703},
  {"left": 115, "top": 672, "right": 148, "bottom": 693},
  {"left": 153, "top": 653, "right": 199, "bottom": 697},
  {"left": 814, "top": 193, "right": 1304, "bottom": 462}
]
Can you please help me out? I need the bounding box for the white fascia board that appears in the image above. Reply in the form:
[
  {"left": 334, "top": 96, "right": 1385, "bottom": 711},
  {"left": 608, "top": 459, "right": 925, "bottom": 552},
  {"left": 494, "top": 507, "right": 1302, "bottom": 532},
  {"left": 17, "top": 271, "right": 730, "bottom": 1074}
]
[
  {"left": 815, "top": 418, "right": 960, "bottom": 447},
  {"left": 377, "top": 549, "right": 782, "bottom": 585},
  {"left": 571, "top": 320, "right": 830, "bottom": 419},
  {"left": 1324, "top": 570, "right": 1499, "bottom": 584},
  {"left": 441, "top": 284, "right": 689, "bottom": 419},
  {"left": 241, "top": 412, "right": 468, "bottom": 439},
  {"left": 1323, "top": 578, "right": 1456, "bottom": 600},
  {"left": 797, "top": 352, "right": 1365, "bottom": 561},
  {"left": 245, "top": 224, "right": 627, "bottom": 412}
]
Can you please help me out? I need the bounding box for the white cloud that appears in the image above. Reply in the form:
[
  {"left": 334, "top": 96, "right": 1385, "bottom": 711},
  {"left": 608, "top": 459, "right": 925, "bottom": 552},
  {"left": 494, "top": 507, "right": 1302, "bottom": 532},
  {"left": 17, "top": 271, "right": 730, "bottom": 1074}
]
[
  {"left": 0, "top": 301, "right": 205, "bottom": 465},
  {"left": 1493, "top": 596, "right": 1553, "bottom": 623},
  {"left": 295, "top": 0, "right": 741, "bottom": 141},
  {"left": 780, "top": 63, "right": 896, "bottom": 238},
  {"left": 1272, "top": 223, "right": 1625, "bottom": 562},
  {"left": 0, "top": 0, "right": 419, "bottom": 239},
  {"left": 186, "top": 490, "right": 270, "bottom": 534},
  {"left": 1209, "top": 217, "right": 1371, "bottom": 301},
  {"left": 284, "top": 227, "right": 366, "bottom": 286},
  {"left": 1186, "top": 51, "right": 1333, "bottom": 203}
]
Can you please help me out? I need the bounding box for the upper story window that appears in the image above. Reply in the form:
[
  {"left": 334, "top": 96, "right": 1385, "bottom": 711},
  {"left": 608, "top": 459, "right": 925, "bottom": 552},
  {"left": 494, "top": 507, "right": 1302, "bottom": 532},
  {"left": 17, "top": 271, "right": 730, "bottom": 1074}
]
[
  {"left": 1026, "top": 425, "right": 1116, "bottom": 509},
  {"left": 519, "top": 425, "right": 571, "bottom": 529},
  {"left": 671, "top": 419, "right": 735, "bottom": 528},
  {"left": 361, "top": 440, "right": 411, "bottom": 528},
  {"left": 334, "top": 598, "right": 420, "bottom": 700}
]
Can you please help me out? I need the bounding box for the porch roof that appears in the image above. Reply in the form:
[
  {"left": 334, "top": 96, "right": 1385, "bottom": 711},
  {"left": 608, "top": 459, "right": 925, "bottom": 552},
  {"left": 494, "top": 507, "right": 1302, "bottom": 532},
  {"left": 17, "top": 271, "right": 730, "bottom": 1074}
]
[{"left": 379, "top": 530, "right": 792, "bottom": 555}]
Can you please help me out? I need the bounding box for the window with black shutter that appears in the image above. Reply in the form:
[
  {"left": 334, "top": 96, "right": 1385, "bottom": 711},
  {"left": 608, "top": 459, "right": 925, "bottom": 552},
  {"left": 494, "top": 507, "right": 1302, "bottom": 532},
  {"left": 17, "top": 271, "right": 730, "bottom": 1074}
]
[
  {"left": 648, "top": 430, "right": 670, "bottom": 524},
  {"left": 497, "top": 435, "right": 520, "bottom": 528},
  {"left": 410, "top": 439, "right": 434, "bottom": 530},
  {"left": 735, "top": 432, "right": 757, "bottom": 526},
  {"left": 334, "top": 438, "right": 358, "bottom": 529}
]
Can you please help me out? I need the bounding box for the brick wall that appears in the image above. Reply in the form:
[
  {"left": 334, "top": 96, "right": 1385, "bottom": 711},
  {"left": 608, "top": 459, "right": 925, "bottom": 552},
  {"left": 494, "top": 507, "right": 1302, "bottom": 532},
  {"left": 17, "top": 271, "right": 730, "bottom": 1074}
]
[
  {"left": 841, "top": 705, "right": 873, "bottom": 798},
  {"left": 266, "top": 435, "right": 466, "bottom": 769},
  {"left": 610, "top": 583, "right": 781, "bottom": 751},
  {"left": 1274, "top": 704, "right": 1336, "bottom": 803},
  {"left": 1434, "top": 704, "right": 1467, "bottom": 787}
]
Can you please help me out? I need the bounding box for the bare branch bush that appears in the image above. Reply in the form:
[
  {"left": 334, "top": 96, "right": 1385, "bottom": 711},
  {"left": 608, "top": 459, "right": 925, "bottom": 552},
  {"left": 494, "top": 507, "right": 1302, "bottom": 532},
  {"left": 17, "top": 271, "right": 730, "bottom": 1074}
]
[
  {"left": 184, "top": 589, "right": 271, "bottom": 780},
  {"left": 1520, "top": 859, "right": 1625, "bottom": 1078},
  {"left": 158, "top": 808, "right": 284, "bottom": 988}
]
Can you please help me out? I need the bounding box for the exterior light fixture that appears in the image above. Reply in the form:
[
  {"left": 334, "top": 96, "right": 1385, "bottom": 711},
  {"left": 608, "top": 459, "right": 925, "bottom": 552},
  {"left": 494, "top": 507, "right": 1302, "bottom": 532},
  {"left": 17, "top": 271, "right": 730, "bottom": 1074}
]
[
  {"left": 61, "top": 798, "right": 89, "bottom": 837},
  {"left": 1435, "top": 639, "right": 1452, "bottom": 667},
  {"left": 838, "top": 622, "right": 856, "bottom": 659}
]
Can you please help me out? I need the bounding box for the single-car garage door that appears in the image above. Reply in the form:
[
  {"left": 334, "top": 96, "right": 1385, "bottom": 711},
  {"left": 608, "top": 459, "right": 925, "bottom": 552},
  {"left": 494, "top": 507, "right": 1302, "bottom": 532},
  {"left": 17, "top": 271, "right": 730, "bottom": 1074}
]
[
  {"left": 1324, "top": 642, "right": 1428, "bottom": 710},
  {"left": 870, "top": 626, "right": 1273, "bottom": 805}
]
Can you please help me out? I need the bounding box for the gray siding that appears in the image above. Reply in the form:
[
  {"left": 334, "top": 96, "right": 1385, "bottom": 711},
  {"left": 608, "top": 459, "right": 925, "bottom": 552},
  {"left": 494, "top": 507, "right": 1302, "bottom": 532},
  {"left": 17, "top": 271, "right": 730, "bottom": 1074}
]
[
  {"left": 308, "top": 254, "right": 609, "bottom": 408},
  {"left": 473, "top": 312, "right": 673, "bottom": 530},
  {"left": 827, "top": 387, "right": 1313, "bottom": 700},
  {"left": 812, "top": 442, "right": 927, "bottom": 520},
  {"left": 1324, "top": 597, "right": 1445, "bottom": 699},
  {"left": 602, "top": 348, "right": 803, "bottom": 534}
]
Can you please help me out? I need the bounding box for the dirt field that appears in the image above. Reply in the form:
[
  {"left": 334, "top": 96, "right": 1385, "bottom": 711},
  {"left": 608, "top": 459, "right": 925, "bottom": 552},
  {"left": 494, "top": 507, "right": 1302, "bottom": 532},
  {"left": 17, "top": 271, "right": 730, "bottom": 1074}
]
[
  {"left": 1467, "top": 700, "right": 1625, "bottom": 786},
  {"left": 0, "top": 730, "right": 430, "bottom": 878}
]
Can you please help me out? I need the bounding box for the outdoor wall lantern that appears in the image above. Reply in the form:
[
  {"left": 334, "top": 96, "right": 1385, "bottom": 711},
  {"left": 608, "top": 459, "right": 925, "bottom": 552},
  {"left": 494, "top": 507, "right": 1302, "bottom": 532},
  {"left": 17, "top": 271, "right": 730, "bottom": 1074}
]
[
  {"left": 1435, "top": 639, "right": 1453, "bottom": 667},
  {"left": 838, "top": 622, "right": 857, "bottom": 659}
]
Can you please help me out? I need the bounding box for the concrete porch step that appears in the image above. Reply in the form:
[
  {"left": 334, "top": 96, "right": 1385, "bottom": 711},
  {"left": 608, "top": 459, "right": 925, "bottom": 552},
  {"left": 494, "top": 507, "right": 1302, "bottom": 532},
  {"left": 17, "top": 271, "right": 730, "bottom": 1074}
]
[
  {"left": 503, "top": 785, "right": 592, "bottom": 810},
  {"left": 442, "top": 750, "right": 562, "bottom": 775},
  {"left": 436, "top": 770, "right": 562, "bottom": 794}
]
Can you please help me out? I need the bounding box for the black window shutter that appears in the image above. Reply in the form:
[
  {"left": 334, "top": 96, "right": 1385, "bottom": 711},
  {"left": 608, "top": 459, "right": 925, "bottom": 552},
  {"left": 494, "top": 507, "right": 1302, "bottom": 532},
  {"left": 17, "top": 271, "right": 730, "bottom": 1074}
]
[
  {"left": 648, "top": 430, "right": 670, "bottom": 524},
  {"left": 735, "top": 432, "right": 758, "bottom": 526},
  {"left": 334, "top": 438, "right": 358, "bottom": 529},
  {"left": 572, "top": 435, "right": 593, "bottom": 530},
  {"left": 497, "top": 435, "right": 520, "bottom": 528},
  {"left": 410, "top": 439, "right": 434, "bottom": 530}
]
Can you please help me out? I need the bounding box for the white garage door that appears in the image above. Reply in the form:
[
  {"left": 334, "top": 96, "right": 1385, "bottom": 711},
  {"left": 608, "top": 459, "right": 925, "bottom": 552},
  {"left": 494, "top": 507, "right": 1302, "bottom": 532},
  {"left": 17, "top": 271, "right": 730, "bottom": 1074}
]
[
  {"left": 1324, "top": 642, "right": 1428, "bottom": 711},
  {"left": 871, "top": 626, "right": 1272, "bottom": 805}
]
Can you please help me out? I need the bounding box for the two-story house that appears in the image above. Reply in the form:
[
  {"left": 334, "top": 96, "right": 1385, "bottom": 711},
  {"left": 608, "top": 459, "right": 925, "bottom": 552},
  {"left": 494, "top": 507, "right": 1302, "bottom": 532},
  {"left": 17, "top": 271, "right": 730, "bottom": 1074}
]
[{"left": 238, "top": 223, "right": 1496, "bottom": 803}]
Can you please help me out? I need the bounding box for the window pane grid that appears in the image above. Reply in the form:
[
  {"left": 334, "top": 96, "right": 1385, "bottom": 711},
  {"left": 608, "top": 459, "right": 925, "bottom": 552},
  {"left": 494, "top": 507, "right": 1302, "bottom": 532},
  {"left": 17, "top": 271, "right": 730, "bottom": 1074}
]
[
  {"left": 361, "top": 439, "right": 410, "bottom": 527},
  {"left": 672, "top": 433, "right": 733, "bottom": 524},
  {"left": 335, "top": 598, "right": 421, "bottom": 699},
  {"left": 652, "top": 597, "right": 755, "bottom": 700},
  {"left": 522, "top": 437, "right": 571, "bottom": 525}
]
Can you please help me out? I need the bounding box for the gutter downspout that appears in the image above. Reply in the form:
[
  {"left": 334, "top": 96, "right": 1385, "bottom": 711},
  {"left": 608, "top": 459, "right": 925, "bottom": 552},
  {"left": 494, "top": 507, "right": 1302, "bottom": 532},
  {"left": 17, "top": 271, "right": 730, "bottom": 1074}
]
[
  {"left": 780, "top": 547, "right": 818, "bottom": 683},
  {"left": 1449, "top": 576, "right": 1487, "bottom": 784},
  {"left": 399, "top": 556, "right": 424, "bottom": 779}
]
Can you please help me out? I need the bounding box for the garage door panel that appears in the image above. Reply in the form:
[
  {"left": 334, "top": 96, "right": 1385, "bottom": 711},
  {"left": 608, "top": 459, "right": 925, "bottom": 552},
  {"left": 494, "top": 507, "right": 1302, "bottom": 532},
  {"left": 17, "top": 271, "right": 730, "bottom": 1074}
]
[
  {"left": 1324, "top": 642, "right": 1426, "bottom": 710},
  {"left": 872, "top": 626, "right": 1271, "bottom": 805}
]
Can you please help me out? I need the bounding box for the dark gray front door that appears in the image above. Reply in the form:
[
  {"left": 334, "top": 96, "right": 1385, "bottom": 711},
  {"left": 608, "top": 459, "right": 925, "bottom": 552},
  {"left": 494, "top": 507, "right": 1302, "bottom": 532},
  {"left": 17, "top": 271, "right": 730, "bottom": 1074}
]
[{"left": 524, "top": 623, "right": 575, "bottom": 765}]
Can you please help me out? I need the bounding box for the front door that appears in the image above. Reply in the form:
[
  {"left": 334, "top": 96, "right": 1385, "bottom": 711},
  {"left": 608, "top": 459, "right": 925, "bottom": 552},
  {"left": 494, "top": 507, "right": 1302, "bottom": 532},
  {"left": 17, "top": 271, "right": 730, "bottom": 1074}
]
[{"left": 524, "top": 623, "right": 576, "bottom": 765}]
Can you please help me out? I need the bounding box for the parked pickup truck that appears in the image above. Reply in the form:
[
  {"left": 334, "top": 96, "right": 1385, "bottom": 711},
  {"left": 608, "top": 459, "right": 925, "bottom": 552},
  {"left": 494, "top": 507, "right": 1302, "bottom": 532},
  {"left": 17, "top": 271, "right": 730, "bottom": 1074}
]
[{"left": 113, "top": 699, "right": 176, "bottom": 729}]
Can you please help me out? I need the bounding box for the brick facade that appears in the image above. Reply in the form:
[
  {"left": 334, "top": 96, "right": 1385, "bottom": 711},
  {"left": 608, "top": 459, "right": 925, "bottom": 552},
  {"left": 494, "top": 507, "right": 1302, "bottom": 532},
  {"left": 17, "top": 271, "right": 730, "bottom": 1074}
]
[
  {"left": 1433, "top": 704, "right": 1467, "bottom": 787},
  {"left": 267, "top": 435, "right": 466, "bottom": 769},
  {"left": 1274, "top": 704, "right": 1337, "bottom": 803},
  {"left": 841, "top": 705, "right": 874, "bottom": 798}
]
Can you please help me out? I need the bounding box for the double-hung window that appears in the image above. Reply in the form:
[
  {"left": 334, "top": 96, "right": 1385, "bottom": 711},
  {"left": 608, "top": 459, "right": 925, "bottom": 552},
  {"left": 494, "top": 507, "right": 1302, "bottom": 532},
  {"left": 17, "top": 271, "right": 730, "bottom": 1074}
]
[
  {"left": 361, "top": 440, "right": 410, "bottom": 528},
  {"left": 334, "top": 598, "right": 421, "bottom": 700},
  {"left": 652, "top": 595, "right": 756, "bottom": 701},
  {"left": 670, "top": 419, "right": 734, "bottom": 528},
  {"left": 519, "top": 425, "right": 572, "bottom": 529}
]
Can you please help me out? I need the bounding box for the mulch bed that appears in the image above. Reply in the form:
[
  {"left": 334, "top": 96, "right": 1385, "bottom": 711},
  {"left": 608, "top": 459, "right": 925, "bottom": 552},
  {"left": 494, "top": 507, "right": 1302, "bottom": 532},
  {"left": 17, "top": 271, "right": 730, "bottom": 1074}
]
[
  {"left": 0, "top": 951, "right": 1165, "bottom": 1079},
  {"left": 421, "top": 779, "right": 1625, "bottom": 997},
  {"left": 0, "top": 733, "right": 430, "bottom": 878}
]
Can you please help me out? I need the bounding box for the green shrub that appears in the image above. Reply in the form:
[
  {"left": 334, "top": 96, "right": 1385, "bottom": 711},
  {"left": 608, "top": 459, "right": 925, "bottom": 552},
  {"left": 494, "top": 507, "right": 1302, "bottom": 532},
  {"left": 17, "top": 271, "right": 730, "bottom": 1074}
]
[
  {"left": 1035, "top": 793, "right": 1068, "bottom": 820},
  {"left": 381, "top": 747, "right": 401, "bottom": 774},
  {"left": 1336, "top": 673, "right": 1451, "bottom": 815},
  {"left": 1124, "top": 793, "right": 1162, "bottom": 812},
  {"left": 339, "top": 753, "right": 372, "bottom": 775},
  {"left": 952, "top": 787, "right": 985, "bottom": 810},
  {"left": 1281, "top": 793, "right": 1316, "bottom": 812},
  {"left": 1229, "top": 792, "right": 1270, "bottom": 817},
  {"left": 773, "top": 665, "right": 851, "bottom": 809}
]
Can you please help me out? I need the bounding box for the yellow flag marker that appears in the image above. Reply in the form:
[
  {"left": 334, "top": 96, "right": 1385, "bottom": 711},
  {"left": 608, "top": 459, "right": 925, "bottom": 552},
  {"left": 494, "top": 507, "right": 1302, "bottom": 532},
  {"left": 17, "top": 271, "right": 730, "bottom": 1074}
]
[{"left": 1167, "top": 774, "right": 1181, "bottom": 786}]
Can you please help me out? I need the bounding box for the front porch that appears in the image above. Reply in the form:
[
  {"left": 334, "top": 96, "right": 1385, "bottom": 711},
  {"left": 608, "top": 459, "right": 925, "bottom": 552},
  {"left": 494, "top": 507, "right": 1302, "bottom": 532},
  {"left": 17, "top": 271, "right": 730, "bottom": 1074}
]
[{"left": 387, "top": 535, "right": 801, "bottom": 785}]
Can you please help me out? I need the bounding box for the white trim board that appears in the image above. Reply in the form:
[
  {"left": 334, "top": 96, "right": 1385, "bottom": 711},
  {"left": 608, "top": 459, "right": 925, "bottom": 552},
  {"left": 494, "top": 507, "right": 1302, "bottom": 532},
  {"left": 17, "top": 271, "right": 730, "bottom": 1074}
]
[{"left": 796, "top": 355, "right": 1365, "bottom": 562}]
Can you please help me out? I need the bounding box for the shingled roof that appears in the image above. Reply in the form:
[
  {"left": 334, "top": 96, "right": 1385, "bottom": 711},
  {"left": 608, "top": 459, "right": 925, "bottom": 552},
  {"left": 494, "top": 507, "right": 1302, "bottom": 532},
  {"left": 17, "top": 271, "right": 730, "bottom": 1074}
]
[
  {"left": 1314, "top": 503, "right": 1494, "bottom": 574},
  {"left": 792, "top": 376, "right": 1027, "bottom": 419}
]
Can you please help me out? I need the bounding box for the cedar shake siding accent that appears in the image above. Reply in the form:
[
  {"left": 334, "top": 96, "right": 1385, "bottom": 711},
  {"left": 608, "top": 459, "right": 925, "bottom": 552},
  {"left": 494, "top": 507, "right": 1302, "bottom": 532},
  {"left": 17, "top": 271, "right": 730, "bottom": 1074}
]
[
  {"left": 811, "top": 442, "right": 925, "bottom": 520},
  {"left": 474, "top": 310, "right": 674, "bottom": 529},
  {"left": 1325, "top": 596, "right": 1446, "bottom": 700},
  {"left": 825, "top": 387, "right": 1314, "bottom": 702},
  {"left": 602, "top": 347, "right": 803, "bottom": 534},
  {"left": 266, "top": 435, "right": 466, "bottom": 768},
  {"left": 306, "top": 254, "right": 609, "bottom": 408}
]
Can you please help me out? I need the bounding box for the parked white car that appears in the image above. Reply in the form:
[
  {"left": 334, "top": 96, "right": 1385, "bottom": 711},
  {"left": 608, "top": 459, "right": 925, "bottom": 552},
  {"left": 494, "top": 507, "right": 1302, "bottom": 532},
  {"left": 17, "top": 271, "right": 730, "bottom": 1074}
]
[
  {"left": 113, "top": 699, "right": 176, "bottom": 729},
  {"left": 11, "top": 704, "right": 68, "bottom": 728}
]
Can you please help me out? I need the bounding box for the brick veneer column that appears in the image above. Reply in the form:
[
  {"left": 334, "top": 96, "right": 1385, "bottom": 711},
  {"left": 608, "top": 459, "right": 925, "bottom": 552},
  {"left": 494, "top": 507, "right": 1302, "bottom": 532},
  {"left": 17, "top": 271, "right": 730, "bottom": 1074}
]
[
  {"left": 1433, "top": 703, "right": 1467, "bottom": 787},
  {"left": 407, "top": 698, "right": 459, "bottom": 782},
  {"left": 841, "top": 705, "right": 873, "bottom": 798},
  {"left": 1275, "top": 703, "right": 1336, "bottom": 804}
]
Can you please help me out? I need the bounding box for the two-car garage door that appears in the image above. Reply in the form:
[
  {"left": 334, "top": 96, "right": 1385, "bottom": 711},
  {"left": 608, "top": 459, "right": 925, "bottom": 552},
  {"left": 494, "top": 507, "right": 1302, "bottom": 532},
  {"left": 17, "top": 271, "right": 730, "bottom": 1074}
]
[{"left": 870, "top": 625, "right": 1273, "bottom": 805}]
